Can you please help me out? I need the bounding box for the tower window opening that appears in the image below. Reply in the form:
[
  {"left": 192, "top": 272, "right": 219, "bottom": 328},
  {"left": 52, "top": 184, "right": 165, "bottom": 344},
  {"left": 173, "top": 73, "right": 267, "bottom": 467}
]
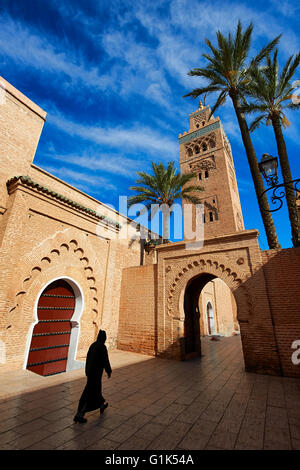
[
  {"left": 209, "top": 212, "right": 213, "bottom": 222},
  {"left": 198, "top": 172, "right": 202, "bottom": 180},
  {"left": 204, "top": 170, "right": 209, "bottom": 178},
  {"left": 203, "top": 213, "right": 206, "bottom": 223},
  {"left": 202, "top": 121, "right": 205, "bottom": 126},
  {"left": 194, "top": 145, "right": 200, "bottom": 154},
  {"left": 202, "top": 143, "right": 208, "bottom": 152}
]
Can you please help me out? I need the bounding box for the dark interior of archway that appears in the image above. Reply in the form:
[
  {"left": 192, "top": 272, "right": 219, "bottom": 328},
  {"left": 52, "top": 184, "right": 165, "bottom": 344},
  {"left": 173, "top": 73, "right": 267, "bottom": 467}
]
[{"left": 184, "top": 273, "right": 215, "bottom": 358}]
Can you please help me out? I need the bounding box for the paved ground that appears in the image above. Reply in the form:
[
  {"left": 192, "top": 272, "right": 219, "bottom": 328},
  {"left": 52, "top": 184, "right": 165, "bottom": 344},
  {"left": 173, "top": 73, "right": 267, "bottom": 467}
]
[{"left": 0, "top": 336, "right": 300, "bottom": 450}]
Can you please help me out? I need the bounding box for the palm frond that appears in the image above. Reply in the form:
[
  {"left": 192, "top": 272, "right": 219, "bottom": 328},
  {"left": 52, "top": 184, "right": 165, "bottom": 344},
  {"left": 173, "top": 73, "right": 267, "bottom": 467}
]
[
  {"left": 251, "top": 35, "right": 281, "bottom": 66},
  {"left": 182, "top": 85, "right": 221, "bottom": 99},
  {"left": 278, "top": 51, "right": 300, "bottom": 96},
  {"left": 286, "top": 102, "right": 300, "bottom": 110},
  {"left": 208, "top": 90, "right": 228, "bottom": 119},
  {"left": 241, "top": 102, "right": 268, "bottom": 114},
  {"left": 249, "top": 114, "right": 267, "bottom": 132}
]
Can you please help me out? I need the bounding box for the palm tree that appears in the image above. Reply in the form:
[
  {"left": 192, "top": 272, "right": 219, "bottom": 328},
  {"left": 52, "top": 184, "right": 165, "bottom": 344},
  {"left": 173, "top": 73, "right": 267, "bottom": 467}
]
[
  {"left": 128, "top": 161, "right": 204, "bottom": 242},
  {"left": 184, "top": 20, "right": 281, "bottom": 249},
  {"left": 242, "top": 49, "right": 300, "bottom": 247}
]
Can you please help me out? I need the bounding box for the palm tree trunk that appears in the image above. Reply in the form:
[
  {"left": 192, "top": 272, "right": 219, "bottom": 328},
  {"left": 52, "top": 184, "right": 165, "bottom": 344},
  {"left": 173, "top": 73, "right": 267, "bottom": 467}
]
[
  {"left": 161, "top": 204, "right": 170, "bottom": 243},
  {"left": 271, "top": 117, "right": 299, "bottom": 247},
  {"left": 230, "top": 93, "right": 281, "bottom": 249}
]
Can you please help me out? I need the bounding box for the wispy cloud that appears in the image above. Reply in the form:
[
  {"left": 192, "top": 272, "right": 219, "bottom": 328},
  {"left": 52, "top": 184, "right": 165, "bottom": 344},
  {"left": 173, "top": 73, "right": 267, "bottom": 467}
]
[
  {"left": 48, "top": 152, "right": 140, "bottom": 179},
  {"left": 0, "top": 14, "right": 112, "bottom": 91},
  {"left": 46, "top": 109, "right": 178, "bottom": 158},
  {"left": 42, "top": 165, "right": 117, "bottom": 192}
]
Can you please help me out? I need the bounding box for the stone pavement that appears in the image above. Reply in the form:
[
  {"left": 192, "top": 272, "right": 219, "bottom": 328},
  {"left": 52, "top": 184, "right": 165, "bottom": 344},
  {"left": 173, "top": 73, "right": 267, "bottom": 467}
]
[{"left": 0, "top": 336, "right": 300, "bottom": 450}]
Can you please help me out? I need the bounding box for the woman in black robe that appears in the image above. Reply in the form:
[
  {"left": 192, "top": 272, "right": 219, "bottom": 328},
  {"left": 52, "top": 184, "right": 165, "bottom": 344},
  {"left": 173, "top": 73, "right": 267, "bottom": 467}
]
[{"left": 74, "top": 329, "right": 112, "bottom": 423}]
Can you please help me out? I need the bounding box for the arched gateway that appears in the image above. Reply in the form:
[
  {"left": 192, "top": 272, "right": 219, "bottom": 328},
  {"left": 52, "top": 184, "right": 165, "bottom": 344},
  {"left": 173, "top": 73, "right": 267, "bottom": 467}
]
[
  {"left": 177, "top": 269, "right": 243, "bottom": 360},
  {"left": 182, "top": 272, "right": 238, "bottom": 358}
]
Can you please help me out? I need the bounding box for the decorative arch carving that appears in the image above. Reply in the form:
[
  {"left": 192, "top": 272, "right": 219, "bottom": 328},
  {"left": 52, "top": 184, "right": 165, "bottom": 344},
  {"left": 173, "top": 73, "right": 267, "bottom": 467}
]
[
  {"left": 185, "top": 132, "right": 217, "bottom": 158},
  {"left": 166, "top": 257, "right": 252, "bottom": 323},
  {"left": 10, "top": 238, "right": 100, "bottom": 321}
]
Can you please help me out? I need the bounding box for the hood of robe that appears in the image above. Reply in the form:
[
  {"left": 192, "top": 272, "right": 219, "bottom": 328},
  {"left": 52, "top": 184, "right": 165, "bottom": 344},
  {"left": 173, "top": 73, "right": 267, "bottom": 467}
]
[{"left": 97, "top": 330, "right": 107, "bottom": 343}]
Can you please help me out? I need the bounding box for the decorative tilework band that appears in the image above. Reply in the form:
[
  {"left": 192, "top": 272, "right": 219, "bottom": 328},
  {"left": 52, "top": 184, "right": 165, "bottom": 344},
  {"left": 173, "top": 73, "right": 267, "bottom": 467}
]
[{"left": 179, "top": 121, "right": 220, "bottom": 144}]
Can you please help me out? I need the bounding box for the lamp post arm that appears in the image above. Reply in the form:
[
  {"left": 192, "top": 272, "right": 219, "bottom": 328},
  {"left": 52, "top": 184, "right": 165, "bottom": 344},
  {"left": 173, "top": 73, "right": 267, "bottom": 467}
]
[{"left": 258, "top": 178, "right": 300, "bottom": 213}]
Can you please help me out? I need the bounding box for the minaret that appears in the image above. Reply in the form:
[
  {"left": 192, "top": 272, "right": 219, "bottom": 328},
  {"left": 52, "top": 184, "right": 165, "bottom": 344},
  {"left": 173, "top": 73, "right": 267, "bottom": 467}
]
[{"left": 179, "top": 102, "right": 244, "bottom": 240}]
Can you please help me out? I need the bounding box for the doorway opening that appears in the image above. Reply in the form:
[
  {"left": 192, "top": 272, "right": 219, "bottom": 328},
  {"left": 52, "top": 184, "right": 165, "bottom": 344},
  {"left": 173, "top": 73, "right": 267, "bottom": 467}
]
[
  {"left": 183, "top": 273, "right": 239, "bottom": 360},
  {"left": 206, "top": 301, "right": 215, "bottom": 335}
]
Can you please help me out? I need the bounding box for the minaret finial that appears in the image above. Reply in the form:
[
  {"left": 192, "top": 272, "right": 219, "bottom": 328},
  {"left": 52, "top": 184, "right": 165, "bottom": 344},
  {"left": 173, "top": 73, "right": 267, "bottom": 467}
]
[{"left": 199, "top": 100, "right": 204, "bottom": 109}]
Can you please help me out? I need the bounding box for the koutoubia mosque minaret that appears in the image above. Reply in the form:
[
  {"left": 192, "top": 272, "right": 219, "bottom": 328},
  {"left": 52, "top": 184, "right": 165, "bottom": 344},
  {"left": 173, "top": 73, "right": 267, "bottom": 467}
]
[{"left": 179, "top": 101, "right": 244, "bottom": 240}]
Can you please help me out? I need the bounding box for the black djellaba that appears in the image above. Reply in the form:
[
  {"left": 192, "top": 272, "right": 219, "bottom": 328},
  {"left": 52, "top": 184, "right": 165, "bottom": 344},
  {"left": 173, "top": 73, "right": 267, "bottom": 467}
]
[{"left": 74, "top": 329, "right": 112, "bottom": 423}]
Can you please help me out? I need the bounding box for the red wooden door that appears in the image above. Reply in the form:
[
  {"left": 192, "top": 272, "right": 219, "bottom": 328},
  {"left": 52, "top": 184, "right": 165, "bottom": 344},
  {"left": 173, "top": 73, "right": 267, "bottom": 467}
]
[{"left": 26, "top": 280, "right": 75, "bottom": 376}]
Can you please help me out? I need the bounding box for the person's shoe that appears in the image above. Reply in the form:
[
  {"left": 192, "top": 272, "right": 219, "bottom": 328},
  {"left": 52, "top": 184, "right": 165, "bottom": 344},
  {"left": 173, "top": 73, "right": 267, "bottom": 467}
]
[
  {"left": 100, "top": 403, "right": 108, "bottom": 414},
  {"left": 73, "top": 415, "right": 87, "bottom": 423}
]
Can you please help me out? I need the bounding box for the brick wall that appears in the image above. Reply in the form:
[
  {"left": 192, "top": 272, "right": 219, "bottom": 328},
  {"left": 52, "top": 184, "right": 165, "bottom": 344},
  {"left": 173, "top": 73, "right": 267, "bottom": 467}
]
[
  {"left": 0, "top": 76, "right": 46, "bottom": 211},
  {"left": 262, "top": 247, "right": 300, "bottom": 378},
  {"left": 0, "top": 183, "right": 144, "bottom": 369},
  {"left": 117, "top": 264, "right": 157, "bottom": 356}
]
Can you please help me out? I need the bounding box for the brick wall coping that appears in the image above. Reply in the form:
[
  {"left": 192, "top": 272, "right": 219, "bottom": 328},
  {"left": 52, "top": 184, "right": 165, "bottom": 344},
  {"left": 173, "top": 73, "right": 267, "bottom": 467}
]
[
  {"left": 155, "top": 229, "right": 259, "bottom": 252},
  {"left": 6, "top": 175, "right": 122, "bottom": 230},
  {"left": 0, "top": 76, "right": 47, "bottom": 121}
]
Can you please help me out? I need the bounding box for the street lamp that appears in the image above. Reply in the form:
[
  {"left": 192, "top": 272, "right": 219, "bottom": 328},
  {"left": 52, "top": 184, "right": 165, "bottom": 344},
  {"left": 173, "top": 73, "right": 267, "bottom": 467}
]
[
  {"left": 259, "top": 153, "right": 300, "bottom": 213},
  {"left": 258, "top": 153, "right": 279, "bottom": 187}
]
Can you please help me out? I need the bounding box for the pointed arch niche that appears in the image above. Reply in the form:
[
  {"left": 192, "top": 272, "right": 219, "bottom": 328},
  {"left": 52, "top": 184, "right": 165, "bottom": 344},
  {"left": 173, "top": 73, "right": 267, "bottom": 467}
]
[{"left": 24, "top": 276, "right": 85, "bottom": 376}]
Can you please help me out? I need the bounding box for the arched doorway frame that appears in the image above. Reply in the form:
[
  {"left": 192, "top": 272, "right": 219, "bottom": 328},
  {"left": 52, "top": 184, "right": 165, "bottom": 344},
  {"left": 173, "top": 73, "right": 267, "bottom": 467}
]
[
  {"left": 165, "top": 257, "right": 251, "bottom": 359},
  {"left": 23, "top": 276, "right": 85, "bottom": 372}
]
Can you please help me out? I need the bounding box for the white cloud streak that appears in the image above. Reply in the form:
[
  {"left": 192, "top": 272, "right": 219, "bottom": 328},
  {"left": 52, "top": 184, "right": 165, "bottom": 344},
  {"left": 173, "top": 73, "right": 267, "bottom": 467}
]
[
  {"left": 42, "top": 165, "right": 117, "bottom": 192},
  {"left": 47, "top": 110, "right": 178, "bottom": 157}
]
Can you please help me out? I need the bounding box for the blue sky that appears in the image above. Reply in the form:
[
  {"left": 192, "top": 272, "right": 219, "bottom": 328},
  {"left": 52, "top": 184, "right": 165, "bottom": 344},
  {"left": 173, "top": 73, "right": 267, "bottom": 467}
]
[{"left": 0, "top": 0, "right": 299, "bottom": 249}]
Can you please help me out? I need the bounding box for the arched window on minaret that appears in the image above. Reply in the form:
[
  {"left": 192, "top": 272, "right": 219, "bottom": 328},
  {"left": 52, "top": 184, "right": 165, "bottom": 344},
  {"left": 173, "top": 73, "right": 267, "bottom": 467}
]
[{"left": 194, "top": 145, "right": 200, "bottom": 154}]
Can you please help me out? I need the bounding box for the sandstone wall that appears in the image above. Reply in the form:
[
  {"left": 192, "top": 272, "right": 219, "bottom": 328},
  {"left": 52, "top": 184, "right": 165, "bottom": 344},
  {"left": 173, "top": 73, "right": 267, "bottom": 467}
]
[
  {"left": 0, "top": 180, "right": 142, "bottom": 370},
  {"left": 261, "top": 248, "right": 300, "bottom": 378},
  {"left": 117, "top": 264, "right": 157, "bottom": 356}
]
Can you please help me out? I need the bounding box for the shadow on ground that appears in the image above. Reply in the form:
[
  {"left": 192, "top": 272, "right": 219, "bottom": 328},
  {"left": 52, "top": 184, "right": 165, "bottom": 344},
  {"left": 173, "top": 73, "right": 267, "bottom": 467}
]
[{"left": 0, "top": 336, "right": 299, "bottom": 450}]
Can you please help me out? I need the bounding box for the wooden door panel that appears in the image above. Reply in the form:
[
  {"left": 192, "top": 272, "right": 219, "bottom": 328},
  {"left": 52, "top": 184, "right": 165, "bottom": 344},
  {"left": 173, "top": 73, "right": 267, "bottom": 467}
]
[{"left": 26, "top": 280, "right": 75, "bottom": 376}]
